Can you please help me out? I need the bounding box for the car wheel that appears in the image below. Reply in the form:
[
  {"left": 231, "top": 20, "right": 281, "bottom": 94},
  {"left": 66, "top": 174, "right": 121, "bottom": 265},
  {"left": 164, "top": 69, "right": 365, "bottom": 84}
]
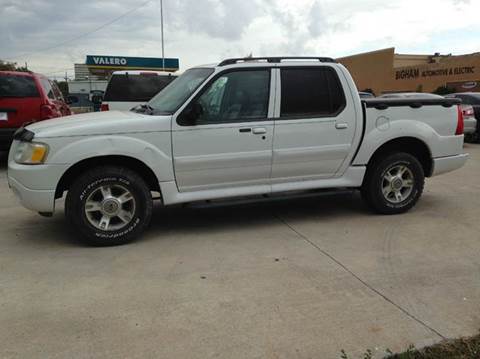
[
  {"left": 65, "top": 166, "right": 153, "bottom": 246},
  {"left": 361, "top": 152, "right": 425, "bottom": 215}
]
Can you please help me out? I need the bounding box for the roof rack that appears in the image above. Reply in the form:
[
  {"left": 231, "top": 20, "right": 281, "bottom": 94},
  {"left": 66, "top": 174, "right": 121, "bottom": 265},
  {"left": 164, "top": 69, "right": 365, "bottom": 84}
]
[{"left": 218, "top": 56, "right": 337, "bottom": 66}]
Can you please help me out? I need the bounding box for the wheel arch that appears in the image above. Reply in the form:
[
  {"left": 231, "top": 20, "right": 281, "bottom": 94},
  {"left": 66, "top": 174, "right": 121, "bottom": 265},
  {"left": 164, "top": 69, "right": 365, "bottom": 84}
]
[
  {"left": 366, "top": 137, "right": 433, "bottom": 177},
  {"left": 55, "top": 155, "right": 161, "bottom": 199}
]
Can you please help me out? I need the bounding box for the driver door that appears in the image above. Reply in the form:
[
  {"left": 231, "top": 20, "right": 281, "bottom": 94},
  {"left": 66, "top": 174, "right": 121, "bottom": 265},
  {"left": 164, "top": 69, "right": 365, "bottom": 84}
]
[{"left": 172, "top": 68, "right": 274, "bottom": 192}]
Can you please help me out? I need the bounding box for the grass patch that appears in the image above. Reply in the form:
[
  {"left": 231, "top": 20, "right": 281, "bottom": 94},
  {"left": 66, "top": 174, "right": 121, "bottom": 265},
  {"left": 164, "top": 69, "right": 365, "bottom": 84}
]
[{"left": 341, "top": 331, "right": 480, "bottom": 358}]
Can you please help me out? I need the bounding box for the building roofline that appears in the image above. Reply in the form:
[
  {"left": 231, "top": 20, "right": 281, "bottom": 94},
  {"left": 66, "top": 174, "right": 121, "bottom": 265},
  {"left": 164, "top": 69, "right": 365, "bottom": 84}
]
[{"left": 337, "top": 47, "right": 395, "bottom": 60}]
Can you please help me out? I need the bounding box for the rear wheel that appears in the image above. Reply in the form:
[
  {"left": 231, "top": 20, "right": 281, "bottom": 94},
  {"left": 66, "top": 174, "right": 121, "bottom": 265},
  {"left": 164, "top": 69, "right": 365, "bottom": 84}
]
[
  {"left": 361, "top": 152, "right": 425, "bottom": 214},
  {"left": 65, "top": 166, "right": 153, "bottom": 246}
]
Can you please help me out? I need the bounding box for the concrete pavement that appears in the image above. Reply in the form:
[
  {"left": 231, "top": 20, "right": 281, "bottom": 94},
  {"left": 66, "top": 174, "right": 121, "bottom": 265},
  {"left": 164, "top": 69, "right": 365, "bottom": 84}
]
[{"left": 0, "top": 145, "right": 479, "bottom": 358}]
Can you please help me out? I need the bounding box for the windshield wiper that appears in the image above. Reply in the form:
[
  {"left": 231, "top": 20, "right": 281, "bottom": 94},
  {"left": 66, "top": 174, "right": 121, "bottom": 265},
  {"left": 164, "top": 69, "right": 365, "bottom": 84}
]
[{"left": 131, "top": 104, "right": 154, "bottom": 115}]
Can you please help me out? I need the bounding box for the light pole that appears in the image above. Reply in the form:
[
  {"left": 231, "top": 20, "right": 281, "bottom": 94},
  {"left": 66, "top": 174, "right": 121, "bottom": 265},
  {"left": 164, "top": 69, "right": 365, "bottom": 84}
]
[{"left": 160, "top": 0, "right": 165, "bottom": 71}]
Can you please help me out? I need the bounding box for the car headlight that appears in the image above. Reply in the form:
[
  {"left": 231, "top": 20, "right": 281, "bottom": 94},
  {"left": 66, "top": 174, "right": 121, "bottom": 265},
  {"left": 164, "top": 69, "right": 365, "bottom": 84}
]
[{"left": 14, "top": 142, "right": 49, "bottom": 165}]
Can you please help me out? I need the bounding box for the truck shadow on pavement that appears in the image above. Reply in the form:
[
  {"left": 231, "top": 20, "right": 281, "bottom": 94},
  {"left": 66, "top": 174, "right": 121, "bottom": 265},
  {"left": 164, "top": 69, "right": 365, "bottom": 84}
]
[
  {"left": 145, "top": 191, "right": 367, "bottom": 241},
  {"left": 17, "top": 191, "right": 369, "bottom": 247}
]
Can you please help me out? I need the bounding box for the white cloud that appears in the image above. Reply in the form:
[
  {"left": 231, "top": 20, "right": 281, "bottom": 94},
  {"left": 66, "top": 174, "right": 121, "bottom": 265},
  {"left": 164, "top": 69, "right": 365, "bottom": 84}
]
[{"left": 0, "top": 0, "right": 477, "bottom": 77}]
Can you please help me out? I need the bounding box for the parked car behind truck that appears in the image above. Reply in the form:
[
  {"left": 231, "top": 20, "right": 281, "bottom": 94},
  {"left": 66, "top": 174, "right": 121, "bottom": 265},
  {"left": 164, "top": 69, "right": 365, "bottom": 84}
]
[
  {"left": 445, "top": 92, "right": 480, "bottom": 142},
  {"left": 101, "top": 70, "right": 177, "bottom": 111},
  {"left": 8, "top": 57, "right": 468, "bottom": 246},
  {"left": 0, "top": 71, "right": 71, "bottom": 150}
]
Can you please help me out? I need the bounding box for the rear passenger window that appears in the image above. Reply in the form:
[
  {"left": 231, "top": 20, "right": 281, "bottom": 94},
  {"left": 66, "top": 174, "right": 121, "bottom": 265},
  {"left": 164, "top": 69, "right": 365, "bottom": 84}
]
[
  {"left": 51, "top": 81, "right": 63, "bottom": 100},
  {"left": 280, "top": 67, "right": 345, "bottom": 118},
  {"left": 39, "top": 78, "right": 55, "bottom": 99}
]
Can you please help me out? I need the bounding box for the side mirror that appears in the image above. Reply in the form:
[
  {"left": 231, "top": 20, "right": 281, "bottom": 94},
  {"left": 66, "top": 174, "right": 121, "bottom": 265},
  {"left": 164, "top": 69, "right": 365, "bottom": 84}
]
[
  {"left": 180, "top": 102, "right": 203, "bottom": 126},
  {"left": 66, "top": 95, "right": 78, "bottom": 105},
  {"left": 91, "top": 95, "right": 103, "bottom": 105}
]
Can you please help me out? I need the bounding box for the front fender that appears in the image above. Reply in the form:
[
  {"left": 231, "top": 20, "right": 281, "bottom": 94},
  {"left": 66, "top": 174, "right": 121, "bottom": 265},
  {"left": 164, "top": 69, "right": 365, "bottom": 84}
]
[{"left": 46, "top": 133, "right": 174, "bottom": 182}]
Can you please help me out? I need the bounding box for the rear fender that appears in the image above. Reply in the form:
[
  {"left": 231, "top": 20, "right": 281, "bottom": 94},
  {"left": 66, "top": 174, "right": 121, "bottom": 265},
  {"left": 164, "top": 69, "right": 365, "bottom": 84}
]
[{"left": 353, "top": 119, "right": 440, "bottom": 165}]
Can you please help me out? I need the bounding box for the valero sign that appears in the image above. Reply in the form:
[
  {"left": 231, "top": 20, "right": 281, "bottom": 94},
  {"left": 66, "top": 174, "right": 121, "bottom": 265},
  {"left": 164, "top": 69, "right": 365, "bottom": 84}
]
[{"left": 86, "top": 55, "right": 179, "bottom": 72}]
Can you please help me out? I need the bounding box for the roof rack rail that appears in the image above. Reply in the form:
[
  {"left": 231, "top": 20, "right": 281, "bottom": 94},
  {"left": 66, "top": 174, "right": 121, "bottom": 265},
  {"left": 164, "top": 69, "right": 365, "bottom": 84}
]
[{"left": 218, "top": 56, "right": 337, "bottom": 66}]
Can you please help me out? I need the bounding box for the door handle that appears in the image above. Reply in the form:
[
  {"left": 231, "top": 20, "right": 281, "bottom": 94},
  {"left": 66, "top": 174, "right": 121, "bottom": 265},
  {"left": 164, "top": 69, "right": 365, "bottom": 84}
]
[
  {"left": 239, "top": 128, "right": 252, "bottom": 133},
  {"left": 252, "top": 127, "right": 267, "bottom": 134},
  {"left": 335, "top": 123, "right": 348, "bottom": 130}
]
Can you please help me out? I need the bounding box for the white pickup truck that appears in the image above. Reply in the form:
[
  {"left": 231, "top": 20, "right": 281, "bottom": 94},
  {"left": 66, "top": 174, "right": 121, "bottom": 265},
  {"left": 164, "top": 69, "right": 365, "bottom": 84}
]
[{"left": 8, "top": 57, "right": 468, "bottom": 246}]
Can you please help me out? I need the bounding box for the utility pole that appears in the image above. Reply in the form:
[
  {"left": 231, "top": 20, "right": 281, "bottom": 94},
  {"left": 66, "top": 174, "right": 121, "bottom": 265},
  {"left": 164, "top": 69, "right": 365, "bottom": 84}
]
[{"left": 160, "top": 0, "right": 165, "bottom": 71}]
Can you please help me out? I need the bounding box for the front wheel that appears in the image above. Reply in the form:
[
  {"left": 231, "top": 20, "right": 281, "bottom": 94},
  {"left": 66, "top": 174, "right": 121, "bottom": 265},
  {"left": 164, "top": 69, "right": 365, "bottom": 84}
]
[
  {"left": 65, "top": 166, "right": 153, "bottom": 246},
  {"left": 361, "top": 152, "right": 425, "bottom": 215}
]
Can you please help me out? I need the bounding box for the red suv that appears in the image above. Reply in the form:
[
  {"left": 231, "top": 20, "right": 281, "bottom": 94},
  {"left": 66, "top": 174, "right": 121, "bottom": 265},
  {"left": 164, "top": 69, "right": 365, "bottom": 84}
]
[{"left": 0, "top": 71, "right": 71, "bottom": 150}]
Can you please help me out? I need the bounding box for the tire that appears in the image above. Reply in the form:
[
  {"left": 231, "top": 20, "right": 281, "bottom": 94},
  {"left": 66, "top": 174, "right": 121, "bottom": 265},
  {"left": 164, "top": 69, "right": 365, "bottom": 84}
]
[
  {"left": 65, "top": 166, "right": 153, "bottom": 246},
  {"left": 361, "top": 152, "right": 425, "bottom": 215}
]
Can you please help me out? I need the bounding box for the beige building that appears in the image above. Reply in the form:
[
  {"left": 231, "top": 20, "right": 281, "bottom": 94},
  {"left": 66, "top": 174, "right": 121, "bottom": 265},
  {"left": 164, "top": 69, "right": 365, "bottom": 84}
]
[{"left": 337, "top": 48, "right": 480, "bottom": 95}]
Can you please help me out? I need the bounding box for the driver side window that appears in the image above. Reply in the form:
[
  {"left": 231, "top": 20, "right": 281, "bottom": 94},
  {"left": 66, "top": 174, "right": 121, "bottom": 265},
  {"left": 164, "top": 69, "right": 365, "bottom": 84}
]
[{"left": 194, "top": 69, "right": 270, "bottom": 124}]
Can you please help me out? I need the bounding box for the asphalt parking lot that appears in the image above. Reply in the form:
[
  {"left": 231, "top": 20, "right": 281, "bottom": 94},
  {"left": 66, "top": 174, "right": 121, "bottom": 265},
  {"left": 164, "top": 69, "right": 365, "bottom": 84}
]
[{"left": 0, "top": 145, "right": 479, "bottom": 359}]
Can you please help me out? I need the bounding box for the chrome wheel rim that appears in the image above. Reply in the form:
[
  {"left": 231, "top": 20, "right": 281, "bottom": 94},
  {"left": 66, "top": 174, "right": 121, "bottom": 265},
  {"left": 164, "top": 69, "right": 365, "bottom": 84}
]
[
  {"left": 84, "top": 184, "right": 136, "bottom": 231},
  {"left": 382, "top": 165, "right": 414, "bottom": 204}
]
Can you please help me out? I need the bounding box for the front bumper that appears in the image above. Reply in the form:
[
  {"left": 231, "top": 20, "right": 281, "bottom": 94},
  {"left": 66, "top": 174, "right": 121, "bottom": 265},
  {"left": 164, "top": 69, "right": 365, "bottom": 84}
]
[
  {"left": 8, "top": 176, "right": 56, "bottom": 213},
  {"left": 7, "top": 149, "right": 69, "bottom": 213},
  {"left": 431, "top": 153, "right": 469, "bottom": 176}
]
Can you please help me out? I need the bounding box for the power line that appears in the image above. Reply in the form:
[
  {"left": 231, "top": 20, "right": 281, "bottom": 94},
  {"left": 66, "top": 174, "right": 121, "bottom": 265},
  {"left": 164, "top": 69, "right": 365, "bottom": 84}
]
[{"left": 3, "top": 0, "right": 153, "bottom": 61}]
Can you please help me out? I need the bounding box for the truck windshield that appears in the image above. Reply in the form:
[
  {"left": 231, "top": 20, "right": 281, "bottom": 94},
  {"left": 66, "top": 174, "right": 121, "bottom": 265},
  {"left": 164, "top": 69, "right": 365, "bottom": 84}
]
[{"left": 147, "top": 68, "right": 214, "bottom": 115}]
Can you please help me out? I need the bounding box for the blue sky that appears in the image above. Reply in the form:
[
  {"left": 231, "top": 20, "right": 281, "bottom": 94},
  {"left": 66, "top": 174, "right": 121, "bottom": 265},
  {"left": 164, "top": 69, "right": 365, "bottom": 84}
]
[{"left": 0, "top": 0, "right": 477, "bottom": 78}]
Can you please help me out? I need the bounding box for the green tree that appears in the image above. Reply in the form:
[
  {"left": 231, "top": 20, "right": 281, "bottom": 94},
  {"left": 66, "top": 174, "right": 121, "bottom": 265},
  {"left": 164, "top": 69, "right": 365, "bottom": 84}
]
[{"left": 0, "top": 59, "right": 29, "bottom": 72}]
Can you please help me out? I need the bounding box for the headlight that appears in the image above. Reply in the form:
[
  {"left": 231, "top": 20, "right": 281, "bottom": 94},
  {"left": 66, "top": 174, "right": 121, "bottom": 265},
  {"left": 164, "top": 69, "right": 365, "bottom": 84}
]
[{"left": 14, "top": 142, "right": 49, "bottom": 165}]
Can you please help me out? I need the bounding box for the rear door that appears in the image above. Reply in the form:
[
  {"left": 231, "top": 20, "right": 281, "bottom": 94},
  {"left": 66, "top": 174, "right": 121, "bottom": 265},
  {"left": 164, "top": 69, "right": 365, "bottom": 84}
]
[
  {"left": 271, "top": 66, "right": 357, "bottom": 182},
  {"left": 172, "top": 68, "right": 274, "bottom": 192},
  {"left": 0, "top": 73, "right": 42, "bottom": 129}
]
